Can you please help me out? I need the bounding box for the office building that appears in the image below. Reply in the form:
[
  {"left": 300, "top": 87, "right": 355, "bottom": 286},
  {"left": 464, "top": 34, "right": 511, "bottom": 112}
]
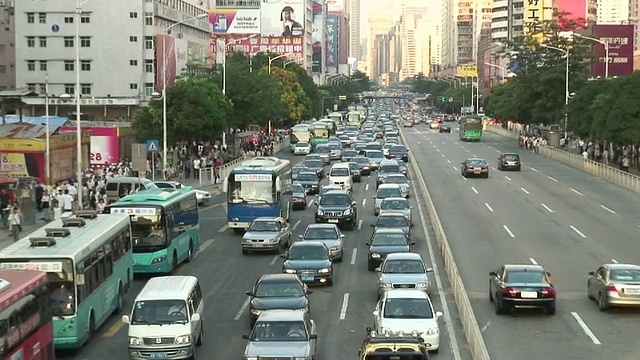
[
  {"left": 372, "top": 34, "right": 391, "bottom": 85},
  {"left": 456, "top": 0, "right": 476, "bottom": 64},
  {"left": 13, "top": 0, "right": 209, "bottom": 121},
  {"left": 366, "top": 11, "right": 394, "bottom": 80},
  {"left": 0, "top": 1, "right": 15, "bottom": 91},
  {"left": 388, "top": 22, "right": 402, "bottom": 84},
  {"left": 440, "top": 0, "right": 456, "bottom": 70},
  {"left": 399, "top": 4, "right": 429, "bottom": 81},
  {"left": 347, "top": 0, "right": 360, "bottom": 60},
  {"left": 491, "top": 0, "right": 524, "bottom": 43}
]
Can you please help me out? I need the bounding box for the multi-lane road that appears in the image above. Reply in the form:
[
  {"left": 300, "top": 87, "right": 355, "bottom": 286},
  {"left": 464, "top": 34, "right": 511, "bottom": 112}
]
[
  {"left": 56, "top": 146, "right": 472, "bottom": 359},
  {"left": 404, "top": 123, "right": 640, "bottom": 359}
]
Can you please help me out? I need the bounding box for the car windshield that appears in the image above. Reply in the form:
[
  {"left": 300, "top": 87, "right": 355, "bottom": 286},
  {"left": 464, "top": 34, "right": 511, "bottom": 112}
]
[
  {"left": 383, "top": 298, "right": 432, "bottom": 319},
  {"left": 355, "top": 157, "right": 370, "bottom": 165},
  {"left": 131, "top": 300, "right": 189, "bottom": 325},
  {"left": 376, "top": 188, "right": 403, "bottom": 198},
  {"left": 379, "top": 165, "right": 400, "bottom": 174},
  {"left": 255, "top": 282, "right": 304, "bottom": 297},
  {"left": 343, "top": 150, "right": 357, "bottom": 156},
  {"left": 382, "top": 260, "right": 425, "bottom": 274},
  {"left": 296, "top": 143, "right": 309, "bottom": 148},
  {"left": 316, "top": 146, "right": 330, "bottom": 153},
  {"left": 368, "top": 152, "right": 384, "bottom": 159},
  {"left": 321, "top": 186, "right": 341, "bottom": 194},
  {"left": 329, "top": 144, "right": 341, "bottom": 150},
  {"left": 372, "top": 233, "right": 407, "bottom": 246},
  {"left": 293, "top": 185, "right": 305, "bottom": 193},
  {"left": 305, "top": 227, "right": 339, "bottom": 240},
  {"left": 330, "top": 168, "right": 350, "bottom": 176},
  {"left": 503, "top": 154, "right": 519, "bottom": 160},
  {"left": 386, "top": 176, "right": 408, "bottom": 184},
  {"left": 391, "top": 146, "right": 407, "bottom": 154},
  {"left": 381, "top": 199, "right": 409, "bottom": 210},
  {"left": 610, "top": 269, "right": 640, "bottom": 281},
  {"left": 319, "top": 194, "right": 351, "bottom": 206},
  {"left": 288, "top": 246, "right": 328, "bottom": 260},
  {"left": 251, "top": 320, "right": 309, "bottom": 341},
  {"left": 377, "top": 216, "right": 409, "bottom": 227},
  {"left": 467, "top": 160, "right": 488, "bottom": 166},
  {"left": 304, "top": 160, "right": 322, "bottom": 168},
  {"left": 349, "top": 164, "right": 359, "bottom": 171},
  {"left": 504, "top": 270, "right": 544, "bottom": 283},
  {"left": 249, "top": 221, "right": 279, "bottom": 232},
  {"left": 292, "top": 167, "right": 304, "bottom": 174},
  {"left": 298, "top": 173, "right": 318, "bottom": 181}
]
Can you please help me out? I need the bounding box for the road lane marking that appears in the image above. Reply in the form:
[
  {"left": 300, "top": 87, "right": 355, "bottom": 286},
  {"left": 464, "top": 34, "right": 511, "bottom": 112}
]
[
  {"left": 530, "top": 167, "right": 539, "bottom": 172},
  {"left": 571, "top": 188, "right": 584, "bottom": 196},
  {"left": 611, "top": 259, "right": 618, "bottom": 264},
  {"left": 102, "top": 320, "right": 126, "bottom": 338},
  {"left": 350, "top": 248, "right": 357, "bottom": 265},
  {"left": 436, "top": 149, "right": 441, "bottom": 152},
  {"left": 453, "top": 166, "right": 458, "bottom": 171},
  {"left": 484, "top": 203, "right": 494, "bottom": 212},
  {"left": 504, "top": 176, "right": 512, "bottom": 181},
  {"left": 292, "top": 220, "right": 301, "bottom": 230},
  {"left": 495, "top": 149, "right": 501, "bottom": 153},
  {"left": 234, "top": 298, "right": 251, "bottom": 320},
  {"left": 365, "top": 184, "right": 369, "bottom": 191},
  {"left": 471, "top": 187, "right": 479, "bottom": 194},
  {"left": 600, "top": 205, "right": 616, "bottom": 214},
  {"left": 217, "top": 225, "right": 228, "bottom": 233},
  {"left": 529, "top": 258, "right": 538, "bottom": 265},
  {"left": 570, "top": 225, "right": 587, "bottom": 238},
  {"left": 571, "top": 312, "right": 602, "bottom": 345},
  {"left": 465, "top": 149, "right": 471, "bottom": 153},
  {"left": 357, "top": 219, "right": 363, "bottom": 230},
  {"left": 269, "top": 255, "right": 279, "bottom": 265},
  {"left": 362, "top": 199, "right": 367, "bottom": 206},
  {"left": 480, "top": 321, "right": 491, "bottom": 333},
  {"left": 548, "top": 176, "right": 558, "bottom": 182},
  {"left": 441, "top": 153, "right": 445, "bottom": 158},
  {"left": 307, "top": 199, "right": 314, "bottom": 208},
  {"left": 447, "top": 159, "right": 451, "bottom": 163},
  {"left": 491, "top": 167, "right": 498, "bottom": 172},
  {"left": 195, "top": 239, "right": 214, "bottom": 256},
  {"left": 472, "top": 154, "right": 478, "bottom": 157},
  {"left": 520, "top": 187, "right": 530, "bottom": 194},
  {"left": 502, "top": 225, "right": 515, "bottom": 238},
  {"left": 339, "top": 293, "right": 350, "bottom": 320},
  {"left": 541, "top": 204, "right": 554, "bottom": 213}
]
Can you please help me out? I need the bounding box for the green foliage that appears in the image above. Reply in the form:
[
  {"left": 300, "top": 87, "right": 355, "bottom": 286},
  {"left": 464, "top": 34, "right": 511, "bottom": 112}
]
[{"left": 270, "top": 67, "right": 311, "bottom": 123}]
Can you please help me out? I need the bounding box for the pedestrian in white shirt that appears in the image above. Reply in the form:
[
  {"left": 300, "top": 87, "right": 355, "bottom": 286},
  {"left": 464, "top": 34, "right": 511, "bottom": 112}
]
[
  {"left": 59, "top": 190, "right": 74, "bottom": 213},
  {"left": 8, "top": 207, "right": 22, "bottom": 242}
]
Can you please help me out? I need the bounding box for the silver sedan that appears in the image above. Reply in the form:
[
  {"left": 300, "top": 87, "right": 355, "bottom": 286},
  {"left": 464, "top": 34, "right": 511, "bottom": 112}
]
[
  {"left": 241, "top": 217, "right": 292, "bottom": 255},
  {"left": 587, "top": 263, "right": 640, "bottom": 311}
]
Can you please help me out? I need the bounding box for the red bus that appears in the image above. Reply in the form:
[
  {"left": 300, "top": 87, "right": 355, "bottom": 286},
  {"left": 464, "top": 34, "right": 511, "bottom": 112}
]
[{"left": 0, "top": 269, "right": 54, "bottom": 360}]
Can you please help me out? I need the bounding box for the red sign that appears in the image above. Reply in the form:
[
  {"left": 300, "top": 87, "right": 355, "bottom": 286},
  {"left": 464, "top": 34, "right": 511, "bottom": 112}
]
[
  {"left": 208, "top": 35, "right": 304, "bottom": 67},
  {"left": 591, "top": 25, "right": 635, "bottom": 77}
]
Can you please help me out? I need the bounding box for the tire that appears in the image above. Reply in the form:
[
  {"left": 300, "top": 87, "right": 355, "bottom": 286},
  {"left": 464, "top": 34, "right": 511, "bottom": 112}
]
[
  {"left": 242, "top": 248, "right": 248, "bottom": 255},
  {"left": 517, "top": 166, "right": 521, "bottom": 171},
  {"left": 431, "top": 348, "right": 439, "bottom": 354},
  {"left": 89, "top": 312, "right": 96, "bottom": 337},
  {"left": 171, "top": 252, "right": 178, "bottom": 273},
  {"left": 495, "top": 299, "right": 505, "bottom": 315},
  {"left": 498, "top": 164, "right": 502, "bottom": 171},
  {"left": 115, "top": 283, "right": 124, "bottom": 314},
  {"left": 587, "top": 282, "right": 595, "bottom": 300},
  {"left": 196, "top": 324, "right": 203, "bottom": 346},
  {"left": 546, "top": 305, "right": 556, "bottom": 316},
  {"left": 598, "top": 293, "right": 609, "bottom": 311},
  {"left": 368, "top": 262, "right": 376, "bottom": 271},
  {"left": 489, "top": 286, "right": 494, "bottom": 302},
  {"left": 186, "top": 242, "right": 194, "bottom": 263},
  {"left": 327, "top": 278, "right": 333, "bottom": 286}
]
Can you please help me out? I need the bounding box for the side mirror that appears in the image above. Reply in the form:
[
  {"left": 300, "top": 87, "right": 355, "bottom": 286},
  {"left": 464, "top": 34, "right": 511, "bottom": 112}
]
[
  {"left": 370, "top": 224, "right": 375, "bottom": 228},
  {"left": 426, "top": 267, "right": 434, "bottom": 272},
  {"left": 588, "top": 271, "right": 595, "bottom": 275},
  {"left": 410, "top": 223, "right": 414, "bottom": 228},
  {"left": 489, "top": 271, "right": 497, "bottom": 276},
  {"left": 298, "top": 234, "right": 303, "bottom": 239},
  {"left": 309, "top": 334, "right": 318, "bottom": 340},
  {"left": 365, "top": 243, "right": 370, "bottom": 246},
  {"left": 245, "top": 291, "right": 253, "bottom": 296},
  {"left": 191, "top": 313, "right": 201, "bottom": 322},
  {"left": 242, "top": 334, "right": 250, "bottom": 340},
  {"left": 372, "top": 310, "right": 379, "bottom": 317},
  {"left": 366, "top": 326, "right": 372, "bottom": 333},
  {"left": 314, "top": 202, "right": 319, "bottom": 206},
  {"left": 352, "top": 201, "right": 357, "bottom": 206},
  {"left": 435, "top": 311, "right": 443, "bottom": 318},
  {"left": 121, "top": 315, "right": 130, "bottom": 324},
  {"left": 341, "top": 234, "right": 346, "bottom": 238},
  {"left": 279, "top": 254, "right": 288, "bottom": 259},
  {"left": 375, "top": 267, "right": 381, "bottom": 272}
]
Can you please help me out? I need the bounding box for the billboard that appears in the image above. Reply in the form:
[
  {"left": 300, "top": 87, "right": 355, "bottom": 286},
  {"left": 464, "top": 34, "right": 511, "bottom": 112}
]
[
  {"left": 456, "top": 65, "right": 478, "bottom": 77},
  {"left": 557, "top": 0, "right": 586, "bottom": 20},
  {"left": 591, "top": 25, "right": 635, "bottom": 77},
  {"left": 155, "top": 34, "right": 190, "bottom": 90},
  {"left": 312, "top": 0, "right": 325, "bottom": 73},
  {"left": 187, "top": 41, "right": 207, "bottom": 67},
  {"left": 326, "top": 14, "right": 338, "bottom": 67},
  {"left": 524, "top": 0, "right": 547, "bottom": 35},
  {"left": 261, "top": 0, "right": 305, "bottom": 37},
  {"left": 209, "top": 35, "right": 304, "bottom": 66},
  {"left": 326, "top": 0, "right": 344, "bottom": 12},
  {"left": 209, "top": 9, "right": 260, "bottom": 34}
]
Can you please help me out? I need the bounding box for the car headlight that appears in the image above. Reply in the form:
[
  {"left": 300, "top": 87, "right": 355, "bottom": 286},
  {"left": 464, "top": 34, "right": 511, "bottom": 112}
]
[
  {"left": 379, "top": 282, "right": 391, "bottom": 289},
  {"left": 343, "top": 209, "right": 351, "bottom": 215},
  {"left": 417, "top": 282, "right": 428, "bottom": 288},
  {"left": 151, "top": 256, "right": 166, "bottom": 264},
  {"left": 318, "top": 268, "right": 331, "bottom": 273},
  {"left": 294, "top": 357, "right": 309, "bottom": 360},
  {"left": 371, "top": 253, "right": 381, "bottom": 258},
  {"left": 129, "top": 336, "right": 143, "bottom": 346},
  {"left": 424, "top": 327, "right": 439, "bottom": 336},
  {"left": 250, "top": 309, "right": 262, "bottom": 316},
  {"left": 175, "top": 334, "right": 191, "bottom": 344},
  {"left": 330, "top": 246, "right": 340, "bottom": 251},
  {"left": 316, "top": 209, "right": 323, "bottom": 215},
  {"left": 284, "top": 269, "right": 296, "bottom": 274},
  {"left": 245, "top": 357, "right": 258, "bottom": 360}
]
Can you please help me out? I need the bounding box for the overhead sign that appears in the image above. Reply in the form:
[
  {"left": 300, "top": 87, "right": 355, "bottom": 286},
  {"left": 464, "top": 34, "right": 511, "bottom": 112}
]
[
  {"left": 456, "top": 65, "right": 478, "bottom": 77},
  {"left": 0, "top": 262, "right": 63, "bottom": 272},
  {"left": 209, "top": 9, "right": 261, "bottom": 34},
  {"left": 110, "top": 207, "right": 158, "bottom": 215},
  {"left": 234, "top": 174, "right": 273, "bottom": 181},
  {"left": 146, "top": 139, "right": 159, "bottom": 153}
]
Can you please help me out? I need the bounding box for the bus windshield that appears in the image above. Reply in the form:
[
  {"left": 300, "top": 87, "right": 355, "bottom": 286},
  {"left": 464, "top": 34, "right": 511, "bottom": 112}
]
[
  {"left": 313, "top": 128, "right": 329, "bottom": 137},
  {"left": 228, "top": 178, "right": 276, "bottom": 204},
  {"left": 131, "top": 299, "right": 189, "bottom": 325},
  {"left": 129, "top": 212, "right": 167, "bottom": 249}
]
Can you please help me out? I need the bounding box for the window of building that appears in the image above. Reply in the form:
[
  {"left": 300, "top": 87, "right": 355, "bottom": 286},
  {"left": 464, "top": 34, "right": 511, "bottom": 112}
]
[
  {"left": 81, "top": 84, "right": 92, "bottom": 95},
  {"left": 0, "top": 65, "right": 5, "bottom": 74},
  {"left": 81, "top": 16, "right": 90, "bottom": 23},
  {"left": 130, "top": 60, "right": 138, "bottom": 66},
  {"left": 80, "top": 36, "right": 91, "bottom": 47},
  {"left": 130, "top": 12, "right": 138, "bottom": 18},
  {"left": 129, "top": 36, "right": 138, "bottom": 42},
  {"left": 40, "top": 61, "right": 47, "bottom": 71},
  {"left": 39, "top": 13, "right": 47, "bottom": 24},
  {"left": 27, "top": 13, "right": 35, "bottom": 24},
  {"left": 27, "top": 60, "right": 36, "bottom": 71},
  {"left": 81, "top": 60, "right": 91, "bottom": 71},
  {"left": 27, "top": 37, "right": 35, "bottom": 47},
  {"left": 27, "top": 83, "right": 36, "bottom": 92},
  {"left": 144, "top": 59, "right": 154, "bottom": 73},
  {"left": 64, "top": 16, "right": 73, "bottom": 23},
  {"left": 64, "top": 37, "right": 74, "bottom": 47},
  {"left": 39, "top": 37, "right": 47, "bottom": 47},
  {"left": 145, "top": 12, "right": 153, "bottom": 26},
  {"left": 64, "top": 61, "right": 74, "bottom": 71},
  {"left": 144, "top": 83, "right": 154, "bottom": 97},
  {"left": 130, "top": 83, "right": 138, "bottom": 90},
  {"left": 64, "top": 84, "right": 75, "bottom": 95},
  {"left": 144, "top": 36, "right": 153, "bottom": 50}
]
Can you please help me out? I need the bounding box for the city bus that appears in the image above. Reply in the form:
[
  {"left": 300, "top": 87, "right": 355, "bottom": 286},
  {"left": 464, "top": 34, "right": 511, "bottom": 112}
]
[
  {"left": 224, "top": 156, "right": 292, "bottom": 232},
  {"left": 290, "top": 124, "right": 312, "bottom": 152},
  {"left": 327, "top": 112, "right": 343, "bottom": 125},
  {"left": 0, "top": 269, "right": 55, "bottom": 359},
  {"left": 310, "top": 121, "right": 330, "bottom": 148},
  {"left": 319, "top": 118, "right": 338, "bottom": 134},
  {"left": 0, "top": 211, "right": 134, "bottom": 349},
  {"left": 104, "top": 187, "right": 200, "bottom": 274},
  {"left": 459, "top": 116, "right": 483, "bottom": 141},
  {"left": 347, "top": 110, "right": 362, "bottom": 127}
]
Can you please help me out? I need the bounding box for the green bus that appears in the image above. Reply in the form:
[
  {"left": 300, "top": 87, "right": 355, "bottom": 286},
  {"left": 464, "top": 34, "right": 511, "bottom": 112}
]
[
  {"left": 290, "top": 124, "right": 312, "bottom": 151},
  {"left": 104, "top": 187, "right": 201, "bottom": 274},
  {"left": 459, "top": 116, "right": 483, "bottom": 141},
  {"left": 0, "top": 210, "right": 134, "bottom": 349},
  {"left": 310, "top": 121, "right": 330, "bottom": 148}
]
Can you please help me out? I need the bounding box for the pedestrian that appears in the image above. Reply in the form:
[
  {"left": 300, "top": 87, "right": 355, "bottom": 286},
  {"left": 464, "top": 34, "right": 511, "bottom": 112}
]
[
  {"left": 8, "top": 207, "right": 22, "bottom": 242},
  {"left": 621, "top": 155, "right": 630, "bottom": 172}
]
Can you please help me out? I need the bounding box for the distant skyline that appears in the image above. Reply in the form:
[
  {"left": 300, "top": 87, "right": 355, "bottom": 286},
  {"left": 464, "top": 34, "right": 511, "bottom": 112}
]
[{"left": 360, "top": 0, "right": 400, "bottom": 35}]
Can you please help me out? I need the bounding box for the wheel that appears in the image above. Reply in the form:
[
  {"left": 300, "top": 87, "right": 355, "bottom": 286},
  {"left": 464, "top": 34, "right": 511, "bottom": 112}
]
[
  {"left": 546, "top": 305, "right": 556, "bottom": 316},
  {"left": 517, "top": 166, "right": 521, "bottom": 171},
  {"left": 431, "top": 348, "right": 439, "bottom": 354},
  {"left": 498, "top": 164, "right": 502, "bottom": 171},
  {"left": 484, "top": 174, "right": 489, "bottom": 178},
  {"left": 327, "top": 278, "right": 333, "bottom": 286},
  {"left": 587, "top": 281, "right": 595, "bottom": 300},
  {"left": 115, "top": 283, "right": 124, "bottom": 313},
  {"left": 461, "top": 172, "right": 467, "bottom": 178},
  {"left": 196, "top": 324, "right": 203, "bottom": 346},
  {"left": 368, "top": 262, "right": 376, "bottom": 271},
  {"left": 171, "top": 252, "right": 178, "bottom": 273},
  {"left": 489, "top": 286, "right": 494, "bottom": 302},
  {"left": 186, "top": 242, "right": 194, "bottom": 262},
  {"left": 88, "top": 312, "right": 96, "bottom": 337},
  {"left": 286, "top": 234, "right": 292, "bottom": 248},
  {"left": 494, "top": 299, "right": 505, "bottom": 315},
  {"left": 598, "top": 293, "right": 609, "bottom": 311}
]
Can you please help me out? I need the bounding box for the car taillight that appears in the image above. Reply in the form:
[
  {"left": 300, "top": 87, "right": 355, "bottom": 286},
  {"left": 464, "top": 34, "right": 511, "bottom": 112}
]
[
  {"left": 540, "top": 288, "right": 556, "bottom": 298},
  {"left": 503, "top": 287, "right": 519, "bottom": 297},
  {"left": 467, "top": 166, "right": 474, "bottom": 170},
  {"left": 483, "top": 167, "right": 489, "bottom": 170},
  {"left": 606, "top": 285, "right": 619, "bottom": 294}
]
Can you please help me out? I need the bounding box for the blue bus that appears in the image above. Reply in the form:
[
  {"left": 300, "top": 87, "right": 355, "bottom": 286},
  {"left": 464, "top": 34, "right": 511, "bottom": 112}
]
[
  {"left": 224, "top": 156, "right": 292, "bottom": 232},
  {"left": 104, "top": 187, "right": 200, "bottom": 274}
]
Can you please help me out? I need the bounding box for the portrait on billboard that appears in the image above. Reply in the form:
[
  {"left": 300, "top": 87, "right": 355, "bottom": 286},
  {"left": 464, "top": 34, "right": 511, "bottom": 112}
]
[
  {"left": 261, "top": 0, "right": 305, "bottom": 37},
  {"left": 281, "top": 6, "right": 303, "bottom": 36}
]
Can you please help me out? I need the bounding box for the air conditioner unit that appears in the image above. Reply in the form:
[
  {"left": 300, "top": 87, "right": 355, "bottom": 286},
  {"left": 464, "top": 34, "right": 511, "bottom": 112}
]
[
  {"left": 8, "top": 0, "right": 13, "bottom": 6},
  {"left": 0, "top": 1, "right": 6, "bottom": 6}
]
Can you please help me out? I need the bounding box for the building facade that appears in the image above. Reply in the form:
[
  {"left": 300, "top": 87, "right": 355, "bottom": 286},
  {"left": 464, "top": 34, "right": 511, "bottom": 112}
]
[
  {"left": 596, "top": 0, "right": 630, "bottom": 24},
  {"left": 366, "top": 11, "right": 394, "bottom": 81},
  {"left": 0, "top": 1, "right": 15, "bottom": 91},
  {"left": 347, "top": 0, "right": 360, "bottom": 60},
  {"left": 440, "top": 0, "right": 456, "bottom": 70}
]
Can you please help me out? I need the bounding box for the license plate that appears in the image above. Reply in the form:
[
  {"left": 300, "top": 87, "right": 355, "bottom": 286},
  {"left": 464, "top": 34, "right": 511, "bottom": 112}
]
[
  {"left": 302, "top": 276, "right": 314, "bottom": 281},
  {"left": 150, "top": 354, "right": 168, "bottom": 359},
  {"left": 328, "top": 219, "right": 339, "bottom": 223},
  {"left": 625, "top": 288, "right": 640, "bottom": 295},
  {"left": 521, "top": 291, "right": 538, "bottom": 299}
]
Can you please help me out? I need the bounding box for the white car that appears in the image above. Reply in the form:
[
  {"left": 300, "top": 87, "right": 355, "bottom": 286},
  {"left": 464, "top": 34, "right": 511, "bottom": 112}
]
[
  {"left": 373, "top": 290, "right": 442, "bottom": 353},
  {"left": 154, "top": 181, "right": 211, "bottom": 204},
  {"left": 429, "top": 121, "right": 441, "bottom": 129},
  {"left": 294, "top": 142, "right": 312, "bottom": 155}
]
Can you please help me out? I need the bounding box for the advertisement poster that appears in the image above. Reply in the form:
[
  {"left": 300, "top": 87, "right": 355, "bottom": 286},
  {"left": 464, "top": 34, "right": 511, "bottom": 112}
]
[
  {"left": 326, "top": 14, "right": 338, "bottom": 67},
  {"left": 326, "top": 0, "right": 344, "bottom": 12},
  {"left": 210, "top": 35, "right": 304, "bottom": 65},
  {"left": 591, "top": 24, "right": 635, "bottom": 77},
  {"left": 261, "top": 0, "right": 305, "bottom": 37},
  {"left": 155, "top": 34, "right": 190, "bottom": 91},
  {"left": 59, "top": 126, "right": 120, "bottom": 167},
  {"left": 0, "top": 153, "right": 41, "bottom": 182},
  {"left": 187, "top": 41, "right": 207, "bottom": 67},
  {"left": 209, "top": 9, "right": 260, "bottom": 34},
  {"left": 312, "top": 0, "right": 324, "bottom": 73}
]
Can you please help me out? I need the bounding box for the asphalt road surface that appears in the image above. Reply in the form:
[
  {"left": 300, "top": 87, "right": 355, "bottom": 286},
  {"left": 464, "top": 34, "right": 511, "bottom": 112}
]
[
  {"left": 403, "top": 123, "right": 640, "bottom": 360},
  {"left": 56, "top": 147, "right": 472, "bottom": 360}
]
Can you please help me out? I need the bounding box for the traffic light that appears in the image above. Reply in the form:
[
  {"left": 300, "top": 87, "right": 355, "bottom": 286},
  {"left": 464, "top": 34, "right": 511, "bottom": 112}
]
[{"left": 439, "top": 96, "right": 445, "bottom": 103}]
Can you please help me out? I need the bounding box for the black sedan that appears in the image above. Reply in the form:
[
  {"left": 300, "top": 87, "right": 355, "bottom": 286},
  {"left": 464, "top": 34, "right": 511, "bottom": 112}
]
[
  {"left": 304, "top": 159, "right": 325, "bottom": 178},
  {"left": 489, "top": 264, "right": 556, "bottom": 315},
  {"left": 292, "top": 166, "right": 307, "bottom": 181},
  {"left": 388, "top": 145, "right": 409, "bottom": 163},
  {"left": 297, "top": 172, "right": 320, "bottom": 194},
  {"left": 498, "top": 153, "right": 522, "bottom": 171},
  {"left": 292, "top": 183, "right": 307, "bottom": 210},
  {"left": 439, "top": 124, "right": 451, "bottom": 133},
  {"left": 245, "top": 274, "right": 312, "bottom": 328},
  {"left": 281, "top": 242, "right": 333, "bottom": 286},
  {"left": 461, "top": 158, "right": 490, "bottom": 178},
  {"left": 371, "top": 213, "right": 413, "bottom": 239},
  {"left": 354, "top": 157, "right": 373, "bottom": 176},
  {"left": 348, "top": 161, "right": 362, "bottom": 182},
  {"left": 365, "top": 228, "right": 413, "bottom": 271}
]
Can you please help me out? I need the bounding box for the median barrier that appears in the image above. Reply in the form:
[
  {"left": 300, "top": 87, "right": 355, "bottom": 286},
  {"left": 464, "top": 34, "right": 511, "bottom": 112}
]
[{"left": 400, "top": 131, "right": 491, "bottom": 360}]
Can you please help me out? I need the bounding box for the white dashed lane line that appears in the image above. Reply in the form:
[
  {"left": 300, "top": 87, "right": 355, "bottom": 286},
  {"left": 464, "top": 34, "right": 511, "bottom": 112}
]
[
  {"left": 520, "top": 187, "right": 530, "bottom": 195},
  {"left": 471, "top": 186, "right": 479, "bottom": 194},
  {"left": 484, "top": 203, "right": 494, "bottom": 212},
  {"left": 548, "top": 176, "right": 558, "bottom": 182},
  {"left": 571, "top": 188, "right": 584, "bottom": 196},
  {"left": 504, "top": 176, "right": 512, "bottom": 181},
  {"left": 541, "top": 204, "right": 555, "bottom": 213},
  {"left": 570, "top": 225, "right": 587, "bottom": 238},
  {"left": 339, "top": 293, "right": 350, "bottom": 320},
  {"left": 600, "top": 205, "right": 616, "bottom": 214},
  {"left": 350, "top": 248, "right": 357, "bottom": 265},
  {"left": 611, "top": 259, "right": 619, "bottom": 264},
  {"left": 502, "top": 225, "right": 516, "bottom": 238},
  {"left": 529, "top": 258, "right": 539, "bottom": 265},
  {"left": 365, "top": 184, "right": 369, "bottom": 191},
  {"left": 530, "top": 167, "right": 539, "bottom": 172},
  {"left": 571, "top": 312, "right": 602, "bottom": 345}
]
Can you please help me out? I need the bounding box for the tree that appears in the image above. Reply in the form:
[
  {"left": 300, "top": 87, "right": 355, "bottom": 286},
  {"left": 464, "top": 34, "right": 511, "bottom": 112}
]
[
  {"left": 285, "top": 63, "right": 323, "bottom": 118},
  {"left": 350, "top": 71, "right": 372, "bottom": 92},
  {"left": 270, "top": 67, "right": 311, "bottom": 124},
  {"left": 132, "top": 77, "right": 231, "bottom": 144}
]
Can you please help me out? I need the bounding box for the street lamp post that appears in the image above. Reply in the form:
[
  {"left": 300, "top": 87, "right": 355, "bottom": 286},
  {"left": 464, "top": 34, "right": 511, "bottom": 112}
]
[
  {"left": 283, "top": 60, "right": 295, "bottom": 68},
  {"left": 44, "top": 74, "right": 50, "bottom": 185},
  {"left": 542, "top": 44, "right": 570, "bottom": 137},
  {"left": 573, "top": 33, "right": 609, "bottom": 79},
  {"left": 268, "top": 53, "right": 294, "bottom": 74},
  {"left": 484, "top": 62, "right": 505, "bottom": 84}
]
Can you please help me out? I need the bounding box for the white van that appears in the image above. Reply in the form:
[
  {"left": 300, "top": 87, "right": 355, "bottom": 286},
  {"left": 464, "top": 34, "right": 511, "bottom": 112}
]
[
  {"left": 105, "top": 177, "right": 157, "bottom": 204},
  {"left": 328, "top": 163, "right": 353, "bottom": 192},
  {"left": 122, "top": 276, "right": 203, "bottom": 359}
]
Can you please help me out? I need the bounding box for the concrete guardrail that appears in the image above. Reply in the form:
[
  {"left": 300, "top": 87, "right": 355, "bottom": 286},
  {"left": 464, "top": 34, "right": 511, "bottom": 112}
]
[
  {"left": 400, "top": 131, "right": 491, "bottom": 360},
  {"left": 486, "top": 125, "right": 640, "bottom": 194}
]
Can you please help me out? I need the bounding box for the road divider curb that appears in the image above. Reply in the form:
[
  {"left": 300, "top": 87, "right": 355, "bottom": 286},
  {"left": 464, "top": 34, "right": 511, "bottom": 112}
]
[{"left": 400, "top": 130, "right": 491, "bottom": 360}]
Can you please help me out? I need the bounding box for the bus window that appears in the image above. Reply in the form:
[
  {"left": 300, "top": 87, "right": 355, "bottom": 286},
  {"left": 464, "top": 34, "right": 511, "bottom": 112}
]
[{"left": 227, "top": 177, "right": 275, "bottom": 204}]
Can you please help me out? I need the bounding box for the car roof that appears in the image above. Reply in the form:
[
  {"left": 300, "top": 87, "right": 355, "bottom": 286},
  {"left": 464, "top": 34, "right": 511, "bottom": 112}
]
[
  {"left": 256, "top": 309, "right": 306, "bottom": 321},
  {"left": 305, "top": 223, "right": 339, "bottom": 230},
  {"left": 386, "top": 174, "right": 406, "bottom": 178},
  {"left": 501, "top": 153, "right": 519, "bottom": 156},
  {"left": 373, "top": 228, "right": 406, "bottom": 235},
  {"left": 290, "top": 241, "right": 327, "bottom": 248},
  {"left": 380, "top": 159, "right": 399, "bottom": 165},
  {"left": 503, "top": 264, "right": 546, "bottom": 272},
  {"left": 253, "top": 217, "right": 281, "bottom": 222},
  {"left": 381, "top": 197, "right": 409, "bottom": 202},
  {"left": 258, "top": 274, "right": 302, "bottom": 283},
  {"left": 323, "top": 190, "right": 350, "bottom": 196},
  {"left": 384, "top": 290, "right": 429, "bottom": 299},
  {"left": 378, "top": 212, "right": 407, "bottom": 218},
  {"left": 465, "top": 157, "right": 487, "bottom": 162},
  {"left": 299, "top": 171, "right": 318, "bottom": 175},
  {"left": 386, "top": 252, "right": 423, "bottom": 261},
  {"left": 604, "top": 263, "right": 640, "bottom": 270},
  {"left": 377, "top": 184, "right": 402, "bottom": 189}
]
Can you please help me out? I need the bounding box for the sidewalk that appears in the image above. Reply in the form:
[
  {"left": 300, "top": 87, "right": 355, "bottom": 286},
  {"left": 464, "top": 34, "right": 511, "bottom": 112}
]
[{"left": 0, "top": 217, "right": 48, "bottom": 246}]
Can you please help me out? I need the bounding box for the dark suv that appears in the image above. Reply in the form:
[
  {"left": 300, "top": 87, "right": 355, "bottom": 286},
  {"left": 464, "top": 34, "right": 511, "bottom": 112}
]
[
  {"left": 498, "top": 153, "right": 521, "bottom": 171},
  {"left": 314, "top": 190, "right": 358, "bottom": 230}
]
